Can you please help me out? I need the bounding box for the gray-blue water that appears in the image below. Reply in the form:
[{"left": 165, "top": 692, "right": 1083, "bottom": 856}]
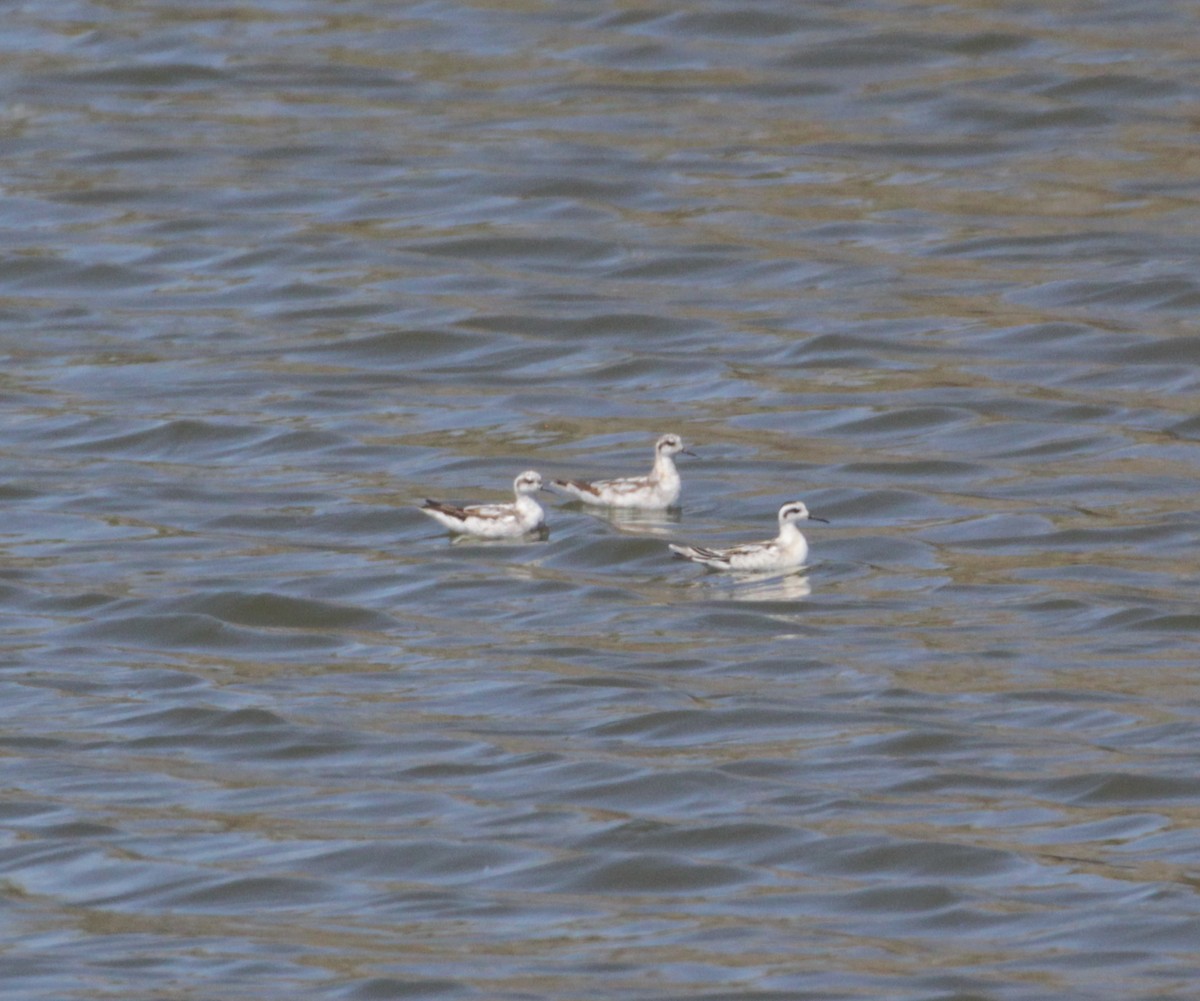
[{"left": 2, "top": 2, "right": 1199, "bottom": 999}]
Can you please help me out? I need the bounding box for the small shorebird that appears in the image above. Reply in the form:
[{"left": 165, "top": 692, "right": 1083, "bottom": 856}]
[
  {"left": 669, "top": 501, "right": 827, "bottom": 571},
  {"left": 551, "top": 433, "right": 696, "bottom": 510},
  {"left": 420, "top": 471, "right": 548, "bottom": 538}
]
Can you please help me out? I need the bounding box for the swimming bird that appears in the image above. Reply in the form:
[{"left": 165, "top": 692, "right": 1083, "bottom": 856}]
[
  {"left": 669, "top": 501, "right": 827, "bottom": 571},
  {"left": 420, "top": 471, "right": 548, "bottom": 538},
  {"left": 552, "top": 433, "right": 696, "bottom": 509}
]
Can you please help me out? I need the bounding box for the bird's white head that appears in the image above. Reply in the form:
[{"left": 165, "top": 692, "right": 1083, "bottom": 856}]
[
  {"left": 514, "top": 471, "right": 544, "bottom": 495},
  {"left": 778, "top": 501, "right": 828, "bottom": 526},
  {"left": 655, "top": 433, "right": 695, "bottom": 457}
]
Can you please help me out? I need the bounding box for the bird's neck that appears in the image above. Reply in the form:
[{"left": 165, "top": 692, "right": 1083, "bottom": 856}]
[
  {"left": 651, "top": 451, "right": 678, "bottom": 483},
  {"left": 776, "top": 522, "right": 809, "bottom": 564},
  {"left": 776, "top": 521, "right": 804, "bottom": 548},
  {"left": 515, "top": 494, "right": 544, "bottom": 517}
]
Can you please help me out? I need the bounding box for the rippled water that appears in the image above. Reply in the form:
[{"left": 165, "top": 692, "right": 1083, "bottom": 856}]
[{"left": 3, "top": 2, "right": 1199, "bottom": 999}]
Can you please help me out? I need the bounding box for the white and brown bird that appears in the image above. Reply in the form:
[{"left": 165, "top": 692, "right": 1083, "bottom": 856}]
[
  {"left": 552, "top": 433, "right": 696, "bottom": 510},
  {"left": 420, "top": 471, "right": 548, "bottom": 538},
  {"left": 669, "top": 501, "right": 827, "bottom": 571}
]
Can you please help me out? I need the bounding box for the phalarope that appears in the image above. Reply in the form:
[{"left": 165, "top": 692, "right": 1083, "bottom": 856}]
[
  {"left": 552, "top": 433, "right": 696, "bottom": 510},
  {"left": 669, "top": 501, "right": 827, "bottom": 571},
  {"left": 421, "top": 471, "right": 548, "bottom": 538}
]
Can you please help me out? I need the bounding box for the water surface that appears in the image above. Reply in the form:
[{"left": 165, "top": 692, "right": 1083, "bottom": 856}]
[{"left": 2, "top": 2, "right": 1199, "bottom": 999}]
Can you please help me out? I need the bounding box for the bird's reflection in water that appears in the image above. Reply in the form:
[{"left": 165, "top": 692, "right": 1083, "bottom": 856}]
[
  {"left": 586, "top": 505, "right": 682, "bottom": 538},
  {"left": 721, "top": 570, "right": 813, "bottom": 602},
  {"left": 450, "top": 525, "right": 550, "bottom": 546}
]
